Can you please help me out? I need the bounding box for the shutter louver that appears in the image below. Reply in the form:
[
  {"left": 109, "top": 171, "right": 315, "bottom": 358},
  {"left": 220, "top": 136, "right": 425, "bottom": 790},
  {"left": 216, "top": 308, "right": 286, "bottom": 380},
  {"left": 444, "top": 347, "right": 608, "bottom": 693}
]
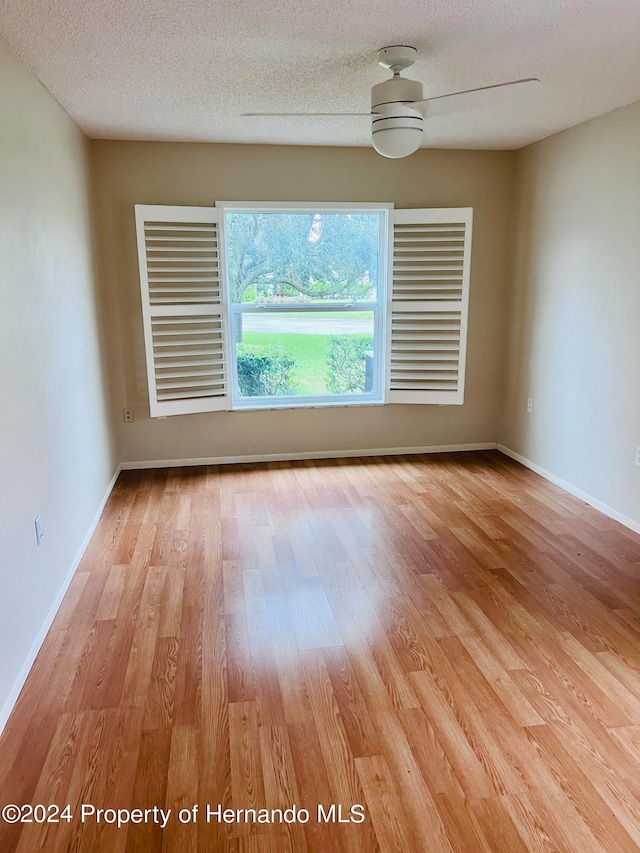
[
  {"left": 387, "top": 208, "right": 472, "bottom": 404},
  {"left": 135, "top": 205, "right": 230, "bottom": 416}
]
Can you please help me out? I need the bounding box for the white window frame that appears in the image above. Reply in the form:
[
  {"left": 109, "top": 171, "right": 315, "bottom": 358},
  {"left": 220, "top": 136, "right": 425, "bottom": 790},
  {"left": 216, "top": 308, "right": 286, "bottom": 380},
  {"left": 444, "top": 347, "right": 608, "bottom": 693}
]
[{"left": 218, "top": 201, "right": 393, "bottom": 411}]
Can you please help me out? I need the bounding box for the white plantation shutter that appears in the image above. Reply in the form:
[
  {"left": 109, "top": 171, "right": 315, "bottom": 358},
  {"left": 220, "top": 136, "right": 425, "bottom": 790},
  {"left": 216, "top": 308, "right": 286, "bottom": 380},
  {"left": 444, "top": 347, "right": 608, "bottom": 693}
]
[
  {"left": 135, "top": 205, "right": 230, "bottom": 417},
  {"left": 387, "top": 208, "right": 472, "bottom": 404}
]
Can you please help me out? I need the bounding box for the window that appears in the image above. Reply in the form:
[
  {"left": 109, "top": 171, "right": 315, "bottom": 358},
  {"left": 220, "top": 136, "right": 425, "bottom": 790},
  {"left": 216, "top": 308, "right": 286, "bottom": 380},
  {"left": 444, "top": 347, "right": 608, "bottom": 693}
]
[
  {"left": 223, "top": 204, "right": 388, "bottom": 408},
  {"left": 135, "top": 203, "right": 472, "bottom": 417}
]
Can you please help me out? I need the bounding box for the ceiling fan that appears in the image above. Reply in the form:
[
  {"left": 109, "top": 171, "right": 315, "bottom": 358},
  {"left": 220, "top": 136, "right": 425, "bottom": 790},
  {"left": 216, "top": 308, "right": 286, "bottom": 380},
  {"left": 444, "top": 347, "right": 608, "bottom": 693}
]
[{"left": 243, "top": 45, "right": 541, "bottom": 159}]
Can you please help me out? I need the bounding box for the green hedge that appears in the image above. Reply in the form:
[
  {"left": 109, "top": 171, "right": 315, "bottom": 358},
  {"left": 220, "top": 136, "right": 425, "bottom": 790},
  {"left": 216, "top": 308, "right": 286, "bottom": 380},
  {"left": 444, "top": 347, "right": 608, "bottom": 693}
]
[
  {"left": 236, "top": 344, "right": 295, "bottom": 397},
  {"left": 326, "top": 335, "right": 373, "bottom": 393}
]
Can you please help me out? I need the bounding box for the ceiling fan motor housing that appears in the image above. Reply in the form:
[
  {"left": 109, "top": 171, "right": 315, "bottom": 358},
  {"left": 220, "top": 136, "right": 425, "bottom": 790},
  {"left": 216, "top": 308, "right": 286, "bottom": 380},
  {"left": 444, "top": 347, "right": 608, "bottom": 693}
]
[
  {"left": 371, "top": 77, "right": 424, "bottom": 159},
  {"left": 371, "top": 77, "right": 423, "bottom": 109}
]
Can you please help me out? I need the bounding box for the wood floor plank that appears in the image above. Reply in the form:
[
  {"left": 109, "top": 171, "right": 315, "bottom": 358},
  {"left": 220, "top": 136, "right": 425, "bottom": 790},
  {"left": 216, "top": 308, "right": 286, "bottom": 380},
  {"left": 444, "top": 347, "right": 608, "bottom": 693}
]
[
  {"left": 396, "top": 706, "right": 464, "bottom": 798},
  {"left": 353, "top": 754, "right": 406, "bottom": 853},
  {"left": 125, "top": 726, "right": 172, "bottom": 853},
  {"left": 258, "top": 724, "right": 307, "bottom": 852},
  {"left": 372, "top": 710, "right": 454, "bottom": 852},
  {"left": 467, "top": 796, "right": 528, "bottom": 853},
  {"left": 322, "top": 646, "right": 381, "bottom": 759},
  {"left": 142, "top": 636, "right": 179, "bottom": 732},
  {"left": 0, "top": 451, "right": 639, "bottom": 852},
  {"left": 284, "top": 577, "right": 342, "bottom": 651},
  {"left": 162, "top": 725, "right": 198, "bottom": 852},
  {"left": 287, "top": 720, "right": 343, "bottom": 853},
  {"left": 408, "top": 669, "right": 494, "bottom": 799},
  {"left": 229, "top": 701, "right": 266, "bottom": 835}
]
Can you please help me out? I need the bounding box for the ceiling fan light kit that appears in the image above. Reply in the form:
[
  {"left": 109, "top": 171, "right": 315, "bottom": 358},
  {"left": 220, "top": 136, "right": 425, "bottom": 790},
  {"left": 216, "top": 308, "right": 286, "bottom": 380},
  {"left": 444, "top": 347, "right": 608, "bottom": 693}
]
[{"left": 371, "top": 103, "right": 424, "bottom": 158}]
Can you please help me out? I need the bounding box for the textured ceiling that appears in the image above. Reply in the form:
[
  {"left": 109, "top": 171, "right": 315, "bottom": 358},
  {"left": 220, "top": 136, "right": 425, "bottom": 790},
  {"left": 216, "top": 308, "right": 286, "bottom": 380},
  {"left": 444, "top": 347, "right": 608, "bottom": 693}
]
[{"left": 1, "top": 0, "right": 639, "bottom": 149}]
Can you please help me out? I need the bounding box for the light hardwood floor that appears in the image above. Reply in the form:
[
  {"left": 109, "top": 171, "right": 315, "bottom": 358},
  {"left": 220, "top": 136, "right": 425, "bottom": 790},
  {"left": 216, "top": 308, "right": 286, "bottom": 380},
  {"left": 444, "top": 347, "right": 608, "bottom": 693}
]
[{"left": 1, "top": 451, "right": 640, "bottom": 852}]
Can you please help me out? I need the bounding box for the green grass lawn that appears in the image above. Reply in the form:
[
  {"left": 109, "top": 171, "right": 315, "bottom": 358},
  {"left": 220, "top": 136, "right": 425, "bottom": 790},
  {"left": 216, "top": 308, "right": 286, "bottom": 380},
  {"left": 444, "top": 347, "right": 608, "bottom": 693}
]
[{"left": 243, "top": 331, "right": 329, "bottom": 394}]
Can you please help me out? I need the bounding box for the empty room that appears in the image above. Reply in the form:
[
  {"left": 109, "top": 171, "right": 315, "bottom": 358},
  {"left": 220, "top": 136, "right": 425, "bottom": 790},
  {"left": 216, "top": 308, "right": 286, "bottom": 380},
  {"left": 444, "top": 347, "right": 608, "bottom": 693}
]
[{"left": 1, "top": 0, "right": 639, "bottom": 850}]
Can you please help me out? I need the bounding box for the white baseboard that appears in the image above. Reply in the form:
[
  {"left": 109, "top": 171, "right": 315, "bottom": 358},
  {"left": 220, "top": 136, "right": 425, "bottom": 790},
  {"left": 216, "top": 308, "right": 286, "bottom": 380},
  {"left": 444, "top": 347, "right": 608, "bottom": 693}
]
[
  {"left": 120, "top": 442, "right": 498, "bottom": 470},
  {"left": 0, "top": 464, "right": 122, "bottom": 736},
  {"left": 497, "top": 444, "right": 640, "bottom": 536}
]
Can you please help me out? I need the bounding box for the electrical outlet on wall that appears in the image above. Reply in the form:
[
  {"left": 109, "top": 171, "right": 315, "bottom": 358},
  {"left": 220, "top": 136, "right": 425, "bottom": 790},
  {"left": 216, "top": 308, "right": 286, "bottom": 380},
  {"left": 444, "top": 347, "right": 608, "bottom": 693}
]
[
  {"left": 527, "top": 398, "right": 533, "bottom": 413},
  {"left": 123, "top": 407, "right": 134, "bottom": 423},
  {"left": 635, "top": 445, "right": 640, "bottom": 467}
]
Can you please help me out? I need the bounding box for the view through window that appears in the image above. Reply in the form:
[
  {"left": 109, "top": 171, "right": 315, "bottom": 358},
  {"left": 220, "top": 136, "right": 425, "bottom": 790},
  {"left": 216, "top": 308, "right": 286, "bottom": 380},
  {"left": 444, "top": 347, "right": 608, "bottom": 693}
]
[{"left": 223, "top": 207, "right": 388, "bottom": 408}]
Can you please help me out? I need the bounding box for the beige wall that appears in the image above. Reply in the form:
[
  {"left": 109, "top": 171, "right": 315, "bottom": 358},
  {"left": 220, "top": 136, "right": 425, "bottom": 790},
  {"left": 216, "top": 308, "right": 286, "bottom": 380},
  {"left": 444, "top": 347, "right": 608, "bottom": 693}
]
[
  {"left": 0, "top": 38, "right": 116, "bottom": 722},
  {"left": 91, "top": 140, "right": 517, "bottom": 463},
  {"left": 501, "top": 101, "right": 640, "bottom": 527}
]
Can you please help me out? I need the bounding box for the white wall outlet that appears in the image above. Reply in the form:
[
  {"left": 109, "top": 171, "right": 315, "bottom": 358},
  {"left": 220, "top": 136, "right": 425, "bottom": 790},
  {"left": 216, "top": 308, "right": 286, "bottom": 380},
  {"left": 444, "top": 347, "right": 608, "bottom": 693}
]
[
  {"left": 527, "top": 398, "right": 533, "bottom": 413},
  {"left": 34, "top": 515, "right": 44, "bottom": 546},
  {"left": 635, "top": 445, "right": 640, "bottom": 467},
  {"left": 123, "top": 407, "right": 134, "bottom": 423}
]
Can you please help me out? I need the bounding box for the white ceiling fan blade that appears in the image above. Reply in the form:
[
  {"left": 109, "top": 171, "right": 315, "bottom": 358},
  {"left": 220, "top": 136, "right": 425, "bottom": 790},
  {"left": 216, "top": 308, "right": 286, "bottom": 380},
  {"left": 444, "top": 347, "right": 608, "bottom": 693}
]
[
  {"left": 415, "top": 78, "right": 541, "bottom": 118},
  {"left": 242, "top": 112, "right": 376, "bottom": 117}
]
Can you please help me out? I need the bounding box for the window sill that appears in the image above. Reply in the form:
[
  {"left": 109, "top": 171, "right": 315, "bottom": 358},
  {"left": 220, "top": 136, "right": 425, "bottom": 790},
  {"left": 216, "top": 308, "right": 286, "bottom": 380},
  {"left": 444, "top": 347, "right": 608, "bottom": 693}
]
[{"left": 232, "top": 399, "right": 385, "bottom": 413}]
